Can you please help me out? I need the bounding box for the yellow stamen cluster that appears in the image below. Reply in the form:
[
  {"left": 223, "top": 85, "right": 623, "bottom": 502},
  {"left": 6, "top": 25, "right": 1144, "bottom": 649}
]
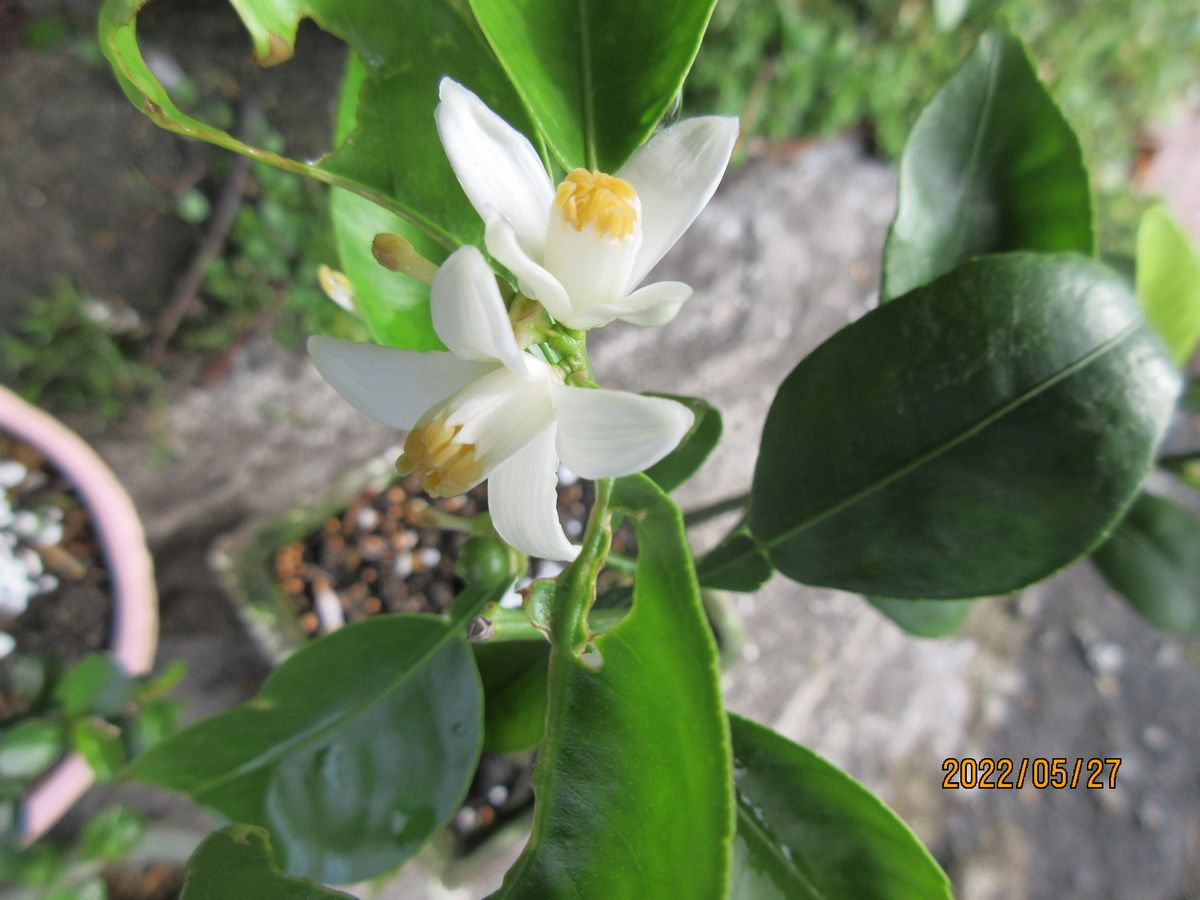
[
  {"left": 554, "top": 169, "right": 639, "bottom": 240},
  {"left": 396, "top": 417, "right": 485, "bottom": 498}
]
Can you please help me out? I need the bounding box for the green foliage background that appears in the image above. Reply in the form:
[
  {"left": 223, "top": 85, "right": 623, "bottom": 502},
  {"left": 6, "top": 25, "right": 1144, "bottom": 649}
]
[{"left": 688, "top": 0, "right": 1200, "bottom": 246}]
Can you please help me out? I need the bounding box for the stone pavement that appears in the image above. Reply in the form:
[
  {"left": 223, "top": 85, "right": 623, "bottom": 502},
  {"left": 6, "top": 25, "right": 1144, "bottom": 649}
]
[{"left": 87, "top": 138, "right": 1199, "bottom": 899}]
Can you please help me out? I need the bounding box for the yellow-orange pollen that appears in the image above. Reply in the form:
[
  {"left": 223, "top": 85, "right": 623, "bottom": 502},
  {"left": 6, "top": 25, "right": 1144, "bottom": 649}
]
[
  {"left": 396, "top": 416, "right": 486, "bottom": 498},
  {"left": 554, "top": 169, "right": 639, "bottom": 241}
]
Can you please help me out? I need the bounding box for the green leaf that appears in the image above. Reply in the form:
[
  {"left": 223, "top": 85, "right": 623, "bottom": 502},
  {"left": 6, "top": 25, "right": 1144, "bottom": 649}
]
[
  {"left": 1136, "top": 205, "right": 1200, "bottom": 366},
  {"left": 129, "top": 697, "right": 183, "bottom": 752},
  {"left": 55, "top": 654, "right": 132, "bottom": 717},
  {"left": 729, "top": 714, "right": 951, "bottom": 900},
  {"left": 751, "top": 253, "right": 1179, "bottom": 598},
  {"left": 135, "top": 660, "right": 187, "bottom": 703},
  {"left": 1092, "top": 492, "right": 1200, "bottom": 633},
  {"left": 329, "top": 53, "right": 446, "bottom": 351},
  {"left": 697, "top": 526, "right": 773, "bottom": 593},
  {"left": 180, "top": 826, "right": 353, "bottom": 900},
  {"left": 882, "top": 29, "right": 1093, "bottom": 301},
  {"left": 865, "top": 597, "right": 978, "bottom": 638},
  {"left": 644, "top": 395, "right": 723, "bottom": 493},
  {"left": 99, "top": 0, "right": 539, "bottom": 251},
  {"left": 493, "top": 476, "right": 732, "bottom": 897},
  {"left": 0, "top": 719, "right": 65, "bottom": 780},
  {"left": 474, "top": 640, "right": 549, "bottom": 755},
  {"left": 71, "top": 718, "right": 125, "bottom": 780},
  {"left": 82, "top": 806, "right": 147, "bottom": 863},
  {"left": 129, "top": 575, "right": 513, "bottom": 883},
  {"left": 470, "top": 0, "right": 718, "bottom": 171}
]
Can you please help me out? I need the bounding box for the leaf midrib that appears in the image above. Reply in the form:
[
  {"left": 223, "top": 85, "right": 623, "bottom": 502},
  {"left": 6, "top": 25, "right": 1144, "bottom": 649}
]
[
  {"left": 734, "top": 798, "right": 825, "bottom": 900},
  {"left": 576, "top": 0, "right": 597, "bottom": 169},
  {"left": 763, "top": 318, "right": 1144, "bottom": 552},
  {"left": 942, "top": 36, "right": 1003, "bottom": 268}
]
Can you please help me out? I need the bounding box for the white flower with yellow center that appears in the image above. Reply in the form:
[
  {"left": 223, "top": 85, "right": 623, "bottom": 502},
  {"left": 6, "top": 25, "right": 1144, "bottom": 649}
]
[
  {"left": 435, "top": 79, "right": 739, "bottom": 330},
  {"left": 308, "top": 246, "right": 694, "bottom": 561}
]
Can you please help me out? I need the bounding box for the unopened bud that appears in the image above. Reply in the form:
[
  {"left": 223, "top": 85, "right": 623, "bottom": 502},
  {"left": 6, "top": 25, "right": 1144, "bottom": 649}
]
[{"left": 372, "top": 233, "right": 439, "bottom": 284}]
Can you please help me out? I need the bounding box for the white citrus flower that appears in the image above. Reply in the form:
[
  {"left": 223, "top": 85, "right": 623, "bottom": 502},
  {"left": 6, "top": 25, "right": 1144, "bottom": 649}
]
[
  {"left": 435, "top": 79, "right": 739, "bottom": 330},
  {"left": 308, "top": 246, "right": 694, "bottom": 561}
]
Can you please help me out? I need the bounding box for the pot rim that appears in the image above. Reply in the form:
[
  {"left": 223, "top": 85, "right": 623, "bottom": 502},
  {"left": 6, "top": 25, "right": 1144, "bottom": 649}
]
[{"left": 0, "top": 386, "right": 158, "bottom": 844}]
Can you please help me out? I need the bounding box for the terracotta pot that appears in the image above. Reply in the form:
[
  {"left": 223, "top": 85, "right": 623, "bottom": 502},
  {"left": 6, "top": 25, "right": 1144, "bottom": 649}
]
[{"left": 0, "top": 386, "right": 158, "bottom": 844}]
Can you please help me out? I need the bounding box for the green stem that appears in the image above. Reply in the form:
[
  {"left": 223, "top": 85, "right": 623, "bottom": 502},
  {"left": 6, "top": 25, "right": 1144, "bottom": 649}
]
[
  {"left": 551, "top": 478, "right": 613, "bottom": 651},
  {"left": 487, "top": 606, "right": 626, "bottom": 643},
  {"left": 682, "top": 491, "right": 751, "bottom": 528}
]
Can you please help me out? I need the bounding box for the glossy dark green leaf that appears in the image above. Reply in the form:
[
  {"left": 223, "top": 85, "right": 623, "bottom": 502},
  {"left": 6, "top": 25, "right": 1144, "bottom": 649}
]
[
  {"left": 100, "top": 0, "right": 538, "bottom": 251},
  {"left": 180, "top": 826, "right": 353, "bottom": 900},
  {"left": 470, "top": 0, "right": 718, "bottom": 171},
  {"left": 882, "top": 29, "right": 1093, "bottom": 301},
  {"left": 644, "top": 395, "right": 723, "bottom": 493},
  {"left": 697, "top": 527, "right": 773, "bottom": 593},
  {"left": 1136, "top": 205, "right": 1200, "bottom": 366},
  {"left": 329, "top": 53, "right": 445, "bottom": 351},
  {"left": 130, "top": 575, "right": 512, "bottom": 883},
  {"left": 729, "top": 714, "right": 951, "bottom": 900},
  {"left": 0, "top": 719, "right": 65, "bottom": 781},
  {"left": 474, "top": 640, "right": 549, "bottom": 755},
  {"left": 82, "top": 806, "right": 146, "bottom": 862},
  {"left": 1092, "top": 492, "right": 1200, "bottom": 633},
  {"left": 865, "top": 597, "right": 978, "bottom": 638},
  {"left": 55, "top": 654, "right": 132, "bottom": 718},
  {"left": 493, "top": 476, "right": 732, "bottom": 897},
  {"left": 752, "top": 254, "right": 1179, "bottom": 598}
]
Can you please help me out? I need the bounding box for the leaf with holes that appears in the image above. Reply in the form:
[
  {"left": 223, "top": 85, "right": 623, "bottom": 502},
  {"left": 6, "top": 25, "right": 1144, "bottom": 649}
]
[{"left": 492, "top": 476, "right": 732, "bottom": 897}]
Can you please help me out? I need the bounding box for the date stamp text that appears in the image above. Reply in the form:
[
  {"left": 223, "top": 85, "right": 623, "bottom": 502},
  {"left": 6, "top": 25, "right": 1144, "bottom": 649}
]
[{"left": 942, "top": 757, "right": 1121, "bottom": 790}]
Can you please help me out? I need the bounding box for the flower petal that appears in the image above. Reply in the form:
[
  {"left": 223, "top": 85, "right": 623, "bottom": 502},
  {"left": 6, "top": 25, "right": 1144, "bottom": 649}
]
[
  {"left": 484, "top": 216, "right": 574, "bottom": 323},
  {"left": 549, "top": 385, "right": 695, "bottom": 479},
  {"left": 435, "top": 79, "right": 553, "bottom": 253},
  {"left": 431, "top": 246, "right": 539, "bottom": 378},
  {"left": 308, "top": 336, "right": 492, "bottom": 430},
  {"left": 562, "top": 280, "right": 694, "bottom": 329},
  {"left": 488, "top": 425, "right": 579, "bottom": 562},
  {"left": 619, "top": 116, "right": 739, "bottom": 290}
]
